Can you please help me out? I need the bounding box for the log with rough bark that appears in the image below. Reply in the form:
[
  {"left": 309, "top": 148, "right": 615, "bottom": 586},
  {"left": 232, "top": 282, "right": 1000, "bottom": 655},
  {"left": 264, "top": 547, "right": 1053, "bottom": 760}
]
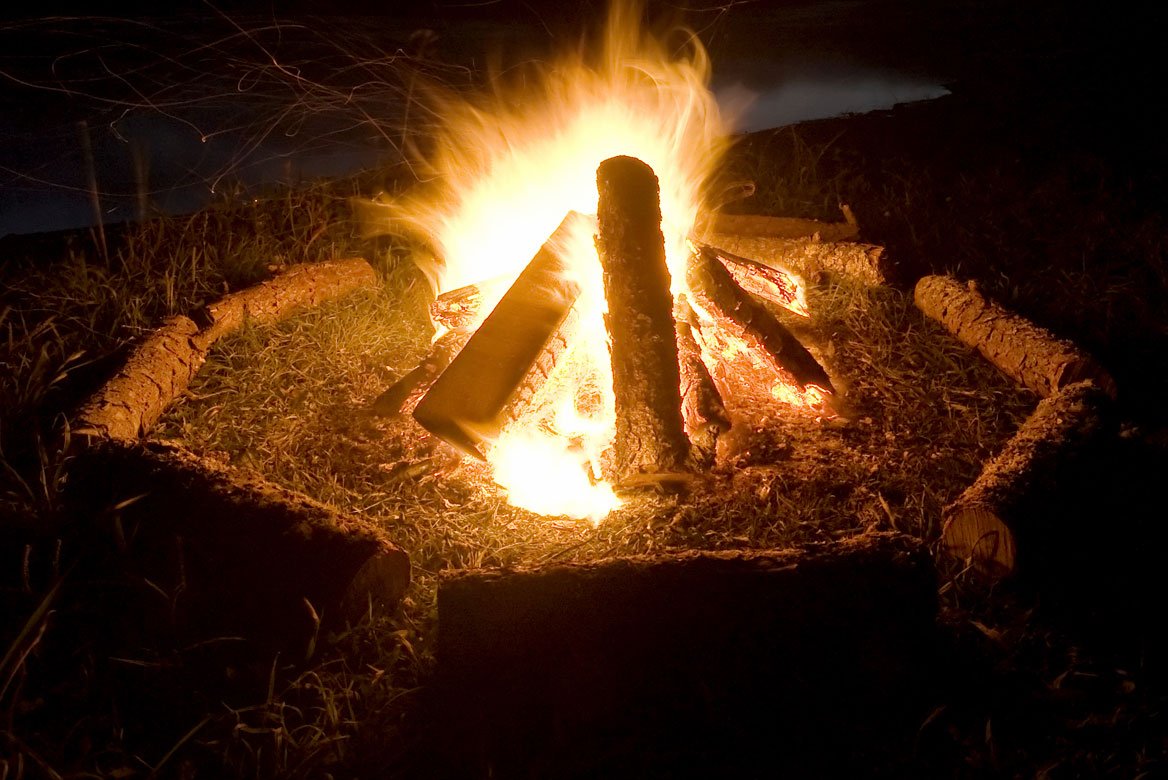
[
  {"left": 66, "top": 439, "right": 410, "bottom": 648},
  {"left": 433, "top": 532, "right": 937, "bottom": 777},
  {"left": 198, "top": 257, "right": 378, "bottom": 341},
  {"left": 370, "top": 327, "right": 472, "bottom": 418},
  {"left": 914, "top": 275, "right": 1116, "bottom": 399},
  {"left": 595, "top": 156, "right": 691, "bottom": 483},
  {"left": 698, "top": 206, "right": 860, "bottom": 242},
  {"left": 674, "top": 296, "right": 730, "bottom": 468},
  {"left": 74, "top": 259, "right": 379, "bottom": 443},
  {"left": 694, "top": 240, "right": 808, "bottom": 317},
  {"left": 686, "top": 245, "right": 834, "bottom": 394},
  {"left": 413, "top": 213, "right": 588, "bottom": 459},
  {"left": 942, "top": 380, "right": 1112, "bottom": 577},
  {"left": 701, "top": 233, "right": 890, "bottom": 287},
  {"left": 73, "top": 315, "right": 212, "bottom": 442}
]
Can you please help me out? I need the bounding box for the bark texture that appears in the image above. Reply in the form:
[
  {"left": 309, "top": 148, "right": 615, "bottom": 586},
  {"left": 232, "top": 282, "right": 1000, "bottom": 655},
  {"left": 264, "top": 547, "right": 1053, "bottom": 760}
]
[
  {"left": 67, "top": 439, "right": 410, "bottom": 647},
  {"left": 198, "top": 257, "right": 377, "bottom": 341},
  {"left": 595, "top": 156, "right": 690, "bottom": 482},
  {"left": 915, "top": 274, "right": 1116, "bottom": 398},
  {"left": 942, "top": 380, "right": 1112, "bottom": 577},
  {"left": 674, "top": 297, "right": 730, "bottom": 468},
  {"left": 702, "top": 233, "right": 889, "bottom": 286},
  {"left": 73, "top": 315, "right": 211, "bottom": 442},
  {"left": 686, "top": 245, "right": 834, "bottom": 393},
  {"left": 413, "top": 213, "right": 586, "bottom": 459},
  {"left": 434, "top": 532, "right": 937, "bottom": 777}
]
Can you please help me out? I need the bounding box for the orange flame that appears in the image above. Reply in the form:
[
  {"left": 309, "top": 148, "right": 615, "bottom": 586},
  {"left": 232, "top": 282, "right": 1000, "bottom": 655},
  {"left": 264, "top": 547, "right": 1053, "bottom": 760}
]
[{"left": 395, "top": 3, "right": 731, "bottom": 520}]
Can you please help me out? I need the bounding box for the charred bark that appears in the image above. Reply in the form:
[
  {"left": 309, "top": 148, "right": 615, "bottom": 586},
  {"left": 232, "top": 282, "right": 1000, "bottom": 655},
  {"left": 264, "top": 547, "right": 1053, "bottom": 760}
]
[
  {"left": 914, "top": 275, "right": 1116, "bottom": 398},
  {"left": 595, "top": 156, "right": 690, "bottom": 483},
  {"left": 700, "top": 233, "right": 889, "bottom": 287},
  {"left": 942, "top": 380, "right": 1112, "bottom": 578},
  {"left": 694, "top": 240, "right": 807, "bottom": 317},
  {"left": 429, "top": 281, "right": 485, "bottom": 330},
  {"left": 674, "top": 296, "right": 730, "bottom": 468},
  {"left": 686, "top": 245, "right": 834, "bottom": 394},
  {"left": 66, "top": 439, "right": 410, "bottom": 649}
]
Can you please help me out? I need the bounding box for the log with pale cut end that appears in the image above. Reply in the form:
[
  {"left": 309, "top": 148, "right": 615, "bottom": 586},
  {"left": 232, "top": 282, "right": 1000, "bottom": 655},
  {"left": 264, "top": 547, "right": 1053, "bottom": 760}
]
[
  {"left": 686, "top": 245, "right": 834, "bottom": 394},
  {"left": 675, "top": 296, "right": 730, "bottom": 469},
  {"left": 942, "top": 380, "right": 1112, "bottom": 578},
  {"left": 413, "top": 213, "right": 587, "bottom": 459},
  {"left": 702, "top": 233, "right": 890, "bottom": 286},
  {"left": 198, "top": 257, "right": 377, "bottom": 341},
  {"left": 67, "top": 439, "right": 410, "bottom": 648},
  {"left": 73, "top": 315, "right": 212, "bottom": 442},
  {"left": 914, "top": 274, "right": 1116, "bottom": 398},
  {"left": 434, "top": 532, "right": 937, "bottom": 777},
  {"left": 595, "top": 155, "right": 690, "bottom": 483},
  {"left": 370, "top": 327, "right": 472, "bottom": 418}
]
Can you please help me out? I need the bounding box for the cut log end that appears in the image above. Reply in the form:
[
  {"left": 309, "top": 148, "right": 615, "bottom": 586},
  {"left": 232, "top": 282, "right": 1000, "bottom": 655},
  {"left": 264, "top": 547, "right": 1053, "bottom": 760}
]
[{"left": 942, "top": 507, "right": 1017, "bottom": 577}]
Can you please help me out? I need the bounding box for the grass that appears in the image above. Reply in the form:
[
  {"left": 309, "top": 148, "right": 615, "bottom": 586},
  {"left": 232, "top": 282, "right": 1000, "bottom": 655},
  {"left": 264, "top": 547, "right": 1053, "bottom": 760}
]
[{"left": 3, "top": 68, "right": 1168, "bottom": 779}]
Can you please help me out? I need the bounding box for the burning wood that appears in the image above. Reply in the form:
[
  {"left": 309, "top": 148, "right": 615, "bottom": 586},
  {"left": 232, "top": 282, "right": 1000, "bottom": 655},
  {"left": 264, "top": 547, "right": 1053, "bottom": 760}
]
[
  {"left": 701, "top": 232, "right": 891, "bottom": 287},
  {"left": 412, "top": 212, "right": 589, "bottom": 459},
  {"left": 695, "top": 240, "right": 808, "bottom": 317},
  {"left": 428, "top": 274, "right": 511, "bottom": 330},
  {"left": 914, "top": 275, "right": 1116, "bottom": 398},
  {"left": 686, "top": 243, "right": 834, "bottom": 394},
  {"left": 595, "top": 155, "right": 691, "bottom": 483},
  {"left": 370, "top": 327, "right": 473, "bottom": 418},
  {"left": 674, "top": 296, "right": 730, "bottom": 468}
]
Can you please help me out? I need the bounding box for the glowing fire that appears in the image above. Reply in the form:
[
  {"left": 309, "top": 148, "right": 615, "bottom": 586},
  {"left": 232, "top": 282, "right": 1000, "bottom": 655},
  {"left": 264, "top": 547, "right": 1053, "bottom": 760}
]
[{"left": 394, "top": 3, "right": 729, "bottom": 521}]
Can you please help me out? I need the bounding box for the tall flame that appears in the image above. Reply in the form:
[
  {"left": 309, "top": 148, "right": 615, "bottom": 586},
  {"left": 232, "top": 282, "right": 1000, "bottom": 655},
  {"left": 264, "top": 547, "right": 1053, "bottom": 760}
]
[{"left": 396, "top": 3, "right": 731, "bottom": 521}]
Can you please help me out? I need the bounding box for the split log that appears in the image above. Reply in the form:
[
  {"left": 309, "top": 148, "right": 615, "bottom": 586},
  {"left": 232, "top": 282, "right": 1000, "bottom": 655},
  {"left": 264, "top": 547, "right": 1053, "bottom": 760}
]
[
  {"left": 198, "top": 257, "right": 377, "bottom": 341},
  {"left": 674, "top": 296, "right": 730, "bottom": 468},
  {"left": 694, "top": 240, "right": 808, "bottom": 317},
  {"left": 914, "top": 275, "right": 1116, "bottom": 398},
  {"left": 428, "top": 274, "right": 510, "bottom": 330},
  {"left": 434, "top": 532, "right": 937, "bottom": 777},
  {"left": 699, "top": 207, "right": 860, "bottom": 242},
  {"left": 66, "top": 439, "right": 410, "bottom": 648},
  {"left": 686, "top": 245, "right": 834, "bottom": 394},
  {"left": 701, "top": 233, "right": 890, "bottom": 287},
  {"left": 595, "top": 155, "right": 690, "bottom": 482},
  {"left": 73, "top": 315, "right": 211, "bottom": 442},
  {"left": 413, "top": 212, "right": 588, "bottom": 459},
  {"left": 370, "top": 327, "right": 472, "bottom": 418},
  {"left": 942, "top": 380, "right": 1112, "bottom": 578}
]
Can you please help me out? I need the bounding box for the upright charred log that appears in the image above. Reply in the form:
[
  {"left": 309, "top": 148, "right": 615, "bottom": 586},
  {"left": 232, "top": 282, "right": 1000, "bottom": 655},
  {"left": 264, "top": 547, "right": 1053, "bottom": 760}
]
[{"left": 595, "top": 156, "right": 690, "bottom": 483}]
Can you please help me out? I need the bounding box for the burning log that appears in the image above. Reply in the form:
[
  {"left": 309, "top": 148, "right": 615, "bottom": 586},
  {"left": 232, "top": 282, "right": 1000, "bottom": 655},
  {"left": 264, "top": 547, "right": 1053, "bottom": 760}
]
[
  {"left": 370, "top": 327, "right": 473, "bottom": 418},
  {"left": 74, "top": 315, "right": 212, "bottom": 442},
  {"left": 67, "top": 439, "right": 410, "bottom": 648},
  {"left": 595, "top": 155, "right": 691, "bottom": 482},
  {"left": 412, "top": 212, "right": 588, "bottom": 458},
  {"left": 695, "top": 240, "right": 807, "bottom": 317},
  {"left": 914, "top": 275, "right": 1117, "bottom": 398},
  {"left": 674, "top": 296, "right": 730, "bottom": 468},
  {"left": 686, "top": 244, "right": 834, "bottom": 394},
  {"left": 942, "top": 380, "right": 1112, "bottom": 578},
  {"left": 428, "top": 275, "right": 509, "bottom": 330},
  {"left": 701, "top": 233, "right": 890, "bottom": 287},
  {"left": 198, "top": 257, "right": 377, "bottom": 341},
  {"left": 434, "top": 532, "right": 937, "bottom": 777}
]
